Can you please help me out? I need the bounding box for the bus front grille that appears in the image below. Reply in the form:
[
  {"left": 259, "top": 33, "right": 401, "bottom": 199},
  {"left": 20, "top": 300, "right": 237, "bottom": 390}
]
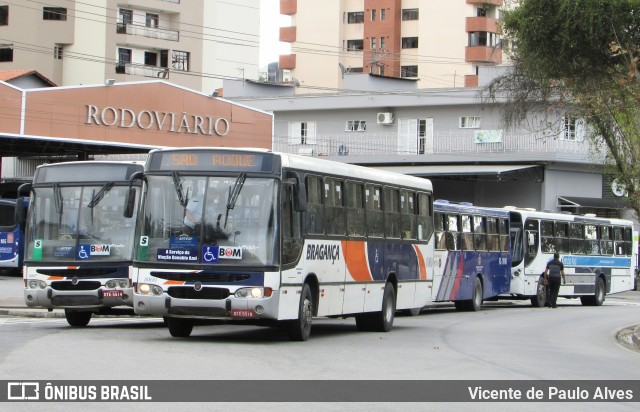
[
  {"left": 167, "top": 286, "right": 230, "bottom": 300},
  {"left": 51, "top": 281, "right": 102, "bottom": 291}
]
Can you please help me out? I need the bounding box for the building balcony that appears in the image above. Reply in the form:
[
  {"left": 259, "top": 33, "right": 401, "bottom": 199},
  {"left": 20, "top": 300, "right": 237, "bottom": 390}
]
[
  {"left": 279, "top": 54, "right": 296, "bottom": 70},
  {"left": 465, "top": 46, "right": 502, "bottom": 64},
  {"left": 272, "top": 130, "right": 596, "bottom": 160},
  {"left": 280, "top": 0, "right": 297, "bottom": 15},
  {"left": 115, "top": 63, "right": 170, "bottom": 79},
  {"left": 116, "top": 23, "right": 179, "bottom": 42},
  {"left": 466, "top": 16, "right": 498, "bottom": 33},
  {"left": 279, "top": 26, "right": 296, "bottom": 43},
  {"left": 466, "top": 0, "right": 503, "bottom": 6}
]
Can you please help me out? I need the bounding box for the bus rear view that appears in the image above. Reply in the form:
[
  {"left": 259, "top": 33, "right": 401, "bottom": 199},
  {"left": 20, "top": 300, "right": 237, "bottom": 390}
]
[{"left": 23, "top": 161, "right": 143, "bottom": 326}]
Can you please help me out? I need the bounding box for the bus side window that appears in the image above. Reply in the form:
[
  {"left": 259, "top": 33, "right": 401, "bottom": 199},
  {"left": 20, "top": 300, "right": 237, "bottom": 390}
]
[
  {"left": 384, "top": 187, "right": 401, "bottom": 239},
  {"left": 366, "top": 185, "right": 384, "bottom": 238},
  {"left": 570, "top": 223, "right": 585, "bottom": 254},
  {"left": 473, "top": 215, "right": 487, "bottom": 251},
  {"left": 282, "top": 184, "right": 302, "bottom": 265},
  {"left": 305, "top": 176, "right": 324, "bottom": 235},
  {"left": 541, "top": 220, "right": 555, "bottom": 253},
  {"left": 624, "top": 227, "right": 633, "bottom": 256},
  {"left": 487, "top": 217, "right": 499, "bottom": 252},
  {"left": 499, "top": 218, "right": 509, "bottom": 252},
  {"left": 447, "top": 214, "right": 460, "bottom": 251},
  {"left": 585, "top": 224, "right": 599, "bottom": 255},
  {"left": 345, "top": 181, "right": 365, "bottom": 237},
  {"left": 600, "top": 226, "right": 613, "bottom": 255},
  {"left": 555, "top": 221, "right": 569, "bottom": 253},
  {"left": 461, "top": 215, "right": 473, "bottom": 250},
  {"left": 400, "top": 190, "right": 416, "bottom": 240},
  {"left": 325, "top": 178, "right": 345, "bottom": 236},
  {"left": 417, "top": 192, "right": 433, "bottom": 242},
  {"left": 434, "top": 212, "right": 446, "bottom": 250}
]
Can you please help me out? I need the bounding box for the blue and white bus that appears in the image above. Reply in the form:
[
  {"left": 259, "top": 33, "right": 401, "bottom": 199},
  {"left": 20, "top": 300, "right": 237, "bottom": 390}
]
[
  {"left": 131, "top": 147, "right": 435, "bottom": 340},
  {"left": 505, "top": 208, "right": 637, "bottom": 306},
  {"left": 0, "top": 186, "right": 29, "bottom": 275},
  {"left": 23, "top": 161, "right": 144, "bottom": 326},
  {"left": 432, "top": 200, "right": 511, "bottom": 311}
]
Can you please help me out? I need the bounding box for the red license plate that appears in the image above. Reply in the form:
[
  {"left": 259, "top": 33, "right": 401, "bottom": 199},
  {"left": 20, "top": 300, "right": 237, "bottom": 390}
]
[
  {"left": 231, "top": 309, "right": 256, "bottom": 318},
  {"left": 103, "top": 290, "right": 124, "bottom": 299}
]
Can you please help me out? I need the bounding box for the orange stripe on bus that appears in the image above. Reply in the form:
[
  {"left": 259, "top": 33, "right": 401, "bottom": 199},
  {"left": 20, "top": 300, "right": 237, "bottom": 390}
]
[
  {"left": 413, "top": 245, "right": 427, "bottom": 280},
  {"left": 342, "top": 240, "right": 372, "bottom": 282},
  {"left": 163, "top": 280, "right": 184, "bottom": 285},
  {"left": 47, "top": 276, "right": 64, "bottom": 280}
]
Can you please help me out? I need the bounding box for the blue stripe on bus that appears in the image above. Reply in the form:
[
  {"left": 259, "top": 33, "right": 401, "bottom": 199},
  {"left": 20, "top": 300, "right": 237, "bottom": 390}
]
[{"left": 561, "top": 256, "right": 631, "bottom": 268}]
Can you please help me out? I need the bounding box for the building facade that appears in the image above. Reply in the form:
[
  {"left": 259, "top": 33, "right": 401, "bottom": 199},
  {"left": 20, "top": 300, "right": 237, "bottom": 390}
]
[
  {"left": 226, "top": 72, "right": 634, "bottom": 222},
  {"left": 0, "top": 0, "right": 259, "bottom": 93},
  {"left": 278, "top": 0, "right": 503, "bottom": 92}
]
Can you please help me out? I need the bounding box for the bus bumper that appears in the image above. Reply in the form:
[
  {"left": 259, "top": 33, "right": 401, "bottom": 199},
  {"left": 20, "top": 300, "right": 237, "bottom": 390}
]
[
  {"left": 134, "top": 291, "right": 281, "bottom": 320},
  {"left": 24, "top": 287, "right": 133, "bottom": 310}
]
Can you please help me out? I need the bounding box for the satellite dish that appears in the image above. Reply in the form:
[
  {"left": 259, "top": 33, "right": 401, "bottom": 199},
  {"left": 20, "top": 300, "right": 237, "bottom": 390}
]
[{"left": 611, "top": 179, "right": 628, "bottom": 197}]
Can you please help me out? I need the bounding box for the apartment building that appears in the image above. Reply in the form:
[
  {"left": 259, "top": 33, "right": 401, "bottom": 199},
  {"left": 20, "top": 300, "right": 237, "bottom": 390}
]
[
  {"left": 278, "top": 0, "right": 503, "bottom": 92},
  {"left": 0, "top": 0, "right": 259, "bottom": 93}
]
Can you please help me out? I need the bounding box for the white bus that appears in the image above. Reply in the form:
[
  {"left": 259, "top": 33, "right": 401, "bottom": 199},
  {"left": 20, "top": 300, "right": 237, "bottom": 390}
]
[
  {"left": 131, "top": 148, "right": 434, "bottom": 340},
  {"left": 505, "top": 208, "right": 637, "bottom": 306},
  {"left": 23, "top": 161, "right": 144, "bottom": 326}
]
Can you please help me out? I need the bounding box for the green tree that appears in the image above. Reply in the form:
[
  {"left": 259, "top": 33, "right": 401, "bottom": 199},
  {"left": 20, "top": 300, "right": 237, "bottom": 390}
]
[{"left": 484, "top": 0, "right": 640, "bottom": 217}]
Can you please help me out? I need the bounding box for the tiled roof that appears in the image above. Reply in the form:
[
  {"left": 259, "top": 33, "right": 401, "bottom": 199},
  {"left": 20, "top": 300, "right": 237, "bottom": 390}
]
[{"left": 0, "top": 69, "right": 57, "bottom": 86}]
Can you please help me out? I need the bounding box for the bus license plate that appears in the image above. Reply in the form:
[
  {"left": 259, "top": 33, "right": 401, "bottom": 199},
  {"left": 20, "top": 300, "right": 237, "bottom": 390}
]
[
  {"left": 103, "top": 290, "right": 124, "bottom": 299},
  {"left": 231, "top": 309, "right": 256, "bottom": 318}
]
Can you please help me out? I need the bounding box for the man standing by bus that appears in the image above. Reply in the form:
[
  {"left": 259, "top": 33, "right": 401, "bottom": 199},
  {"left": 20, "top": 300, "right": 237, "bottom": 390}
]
[{"left": 544, "top": 252, "right": 566, "bottom": 308}]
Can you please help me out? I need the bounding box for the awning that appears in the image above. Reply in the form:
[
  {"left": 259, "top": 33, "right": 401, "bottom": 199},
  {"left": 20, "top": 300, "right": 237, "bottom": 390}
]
[
  {"left": 558, "top": 196, "right": 628, "bottom": 210},
  {"left": 372, "top": 164, "right": 538, "bottom": 176}
]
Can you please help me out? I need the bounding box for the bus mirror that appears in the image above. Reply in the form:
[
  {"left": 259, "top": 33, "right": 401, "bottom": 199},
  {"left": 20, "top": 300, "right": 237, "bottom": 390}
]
[
  {"left": 286, "top": 172, "right": 307, "bottom": 212},
  {"left": 123, "top": 188, "right": 136, "bottom": 218}
]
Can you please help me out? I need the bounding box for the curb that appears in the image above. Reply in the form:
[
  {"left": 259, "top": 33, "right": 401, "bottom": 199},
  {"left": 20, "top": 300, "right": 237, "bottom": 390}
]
[{"left": 0, "top": 308, "right": 65, "bottom": 318}]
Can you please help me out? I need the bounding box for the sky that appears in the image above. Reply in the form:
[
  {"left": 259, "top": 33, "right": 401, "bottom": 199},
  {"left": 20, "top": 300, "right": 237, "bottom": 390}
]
[{"left": 259, "top": 0, "right": 291, "bottom": 67}]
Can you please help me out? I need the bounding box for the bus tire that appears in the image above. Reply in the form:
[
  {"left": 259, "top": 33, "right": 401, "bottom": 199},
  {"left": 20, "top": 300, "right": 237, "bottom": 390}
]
[
  {"left": 167, "top": 317, "right": 193, "bottom": 338},
  {"left": 531, "top": 276, "right": 547, "bottom": 308},
  {"left": 370, "top": 282, "right": 396, "bottom": 332},
  {"left": 65, "top": 310, "right": 92, "bottom": 327},
  {"left": 582, "top": 277, "right": 605, "bottom": 306},
  {"left": 288, "top": 283, "right": 313, "bottom": 341},
  {"left": 470, "top": 277, "right": 483, "bottom": 312}
]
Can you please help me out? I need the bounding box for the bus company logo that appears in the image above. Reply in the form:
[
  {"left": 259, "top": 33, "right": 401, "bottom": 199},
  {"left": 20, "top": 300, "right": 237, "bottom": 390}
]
[
  {"left": 90, "top": 245, "right": 111, "bottom": 256},
  {"left": 8, "top": 382, "right": 40, "bottom": 400},
  {"left": 218, "top": 246, "right": 242, "bottom": 260},
  {"left": 306, "top": 244, "right": 341, "bottom": 264}
]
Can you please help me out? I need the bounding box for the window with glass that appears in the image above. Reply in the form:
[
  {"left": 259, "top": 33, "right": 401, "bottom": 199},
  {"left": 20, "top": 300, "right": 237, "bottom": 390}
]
[
  {"left": 0, "top": 46, "right": 13, "bottom": 62},
  {"left": 446, "top": 214, "right": 460, "bottom": 251},
  {"left": 347, "top": 12, "right": 364, "bottom": 23},
  {"left": 499, "top": 218, "right": 509, "bottom": 252},
  {"left": 473, "top": 216, "right": 487, "bottom": 250},
  {"left": 555, "top": 221, "right": 570, "bottom": 253},
  {"left": 400, "top": 191, "right": 416, "bottom": 240},
  {"left": 570, "top": 223, "right": 585, "bottom": 254},
  {"left": 402, "top": 8, "right": 419, "bottom": 20},
  {"left": 461, "top": 215, "right": 473, "bottom": 250},
  {"left": 541, "top": 220, "right": 555, "bottom": 253},
  {"left": 384, "top": 188, "right": 401, "bottom": 239},
  {"left": 487, "top": 217, "right": 499, "bottom": 252},
  {"left": 600, "top": 226, "right": 613, "bottom": 255},
  {"left": 306, "top": 176, "right": 324, "bottom": 235},
  {"left": 365, "top": 185, "right": 383, "bottom": 237},
  {"left": 345, "top": 181, "right": 365, "bottom": 237},
  {"left": 325, "top": 178, "right": 345, "bottom": 235},
  {"left": 282, "top": 184, "right": 302, "bottom": 265},
  {"left": 172, "top": 50, "right": 190, "bottom": 72},
  {"left": 346, "top": 120, "right": 366, "bottom": 132},
  {"left": 584, "top": 224, "right": 600, "bottom": 255},
  {"left": 434, "top": 212, "right": 446, "bottom": 250},
  {"left": 402, "top": 37, "right": 419, "bottom": 49},
  {"left": 26, "top": 184, "right": 138, "bottom": 262},
  {"left": 0, "top": 6, "right": 8, "bottom": 26},
  {"left": 401, "top": 65, "right": 418, "bottom": 77},
  {"left": 43, "top": 7, "right": 67, "bottom": 21},
  {"left": 347, "top": 40, "right": 364, "bottom": 51},
  {"left": 137, "top": 174, "right": 277, "bottom": 266},
  {"left": 417, "top": 193, "right": 433, "bottom": 242}
]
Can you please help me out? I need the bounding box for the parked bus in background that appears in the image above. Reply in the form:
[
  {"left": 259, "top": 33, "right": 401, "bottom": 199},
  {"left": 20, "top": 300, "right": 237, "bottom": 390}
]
[
  {"left": 131, "top": 147, "right": 434, "bottom": 341},
  {"left": 432, "top": 200, "right": 511, "bottom": 311},
  {"left": 23, "top": 161, "right": 144, "bottom": 326},
  {"left": 0, "top": 184, "right": 29, "bottom": 275},
  {"left": 505, "top": 208, "right": 637, "bottom": 307}
]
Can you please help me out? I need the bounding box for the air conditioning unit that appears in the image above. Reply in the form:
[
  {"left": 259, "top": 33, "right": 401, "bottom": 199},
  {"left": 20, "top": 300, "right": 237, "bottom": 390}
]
[{"left": 377, "top": 112, "right": 394, "bottom": 125}]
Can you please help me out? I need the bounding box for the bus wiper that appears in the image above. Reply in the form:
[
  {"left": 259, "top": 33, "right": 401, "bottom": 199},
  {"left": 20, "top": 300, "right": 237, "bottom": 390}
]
[
  {"left": 53, "top": 183, "right": 63, "bottom": 214},
  {"left": 172, "top": 171, "right": 187, "bottom": 207},
  {"left": 224, "top": 173, "right": 246, "bottom": 228},
  {"left": 87, "top": 182, "right": 114, "bottom": 208}
]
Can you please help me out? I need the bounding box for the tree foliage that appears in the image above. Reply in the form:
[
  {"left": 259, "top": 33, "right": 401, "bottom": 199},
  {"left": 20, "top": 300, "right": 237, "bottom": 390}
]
[{"left": 485, "top": 0, "right": 640, "bottom": 217}]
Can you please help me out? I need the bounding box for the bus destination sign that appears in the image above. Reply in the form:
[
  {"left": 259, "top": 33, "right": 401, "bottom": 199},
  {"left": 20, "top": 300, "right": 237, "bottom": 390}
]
[{"left": 149, "top": 150, "right": 275, "bottom": 173}]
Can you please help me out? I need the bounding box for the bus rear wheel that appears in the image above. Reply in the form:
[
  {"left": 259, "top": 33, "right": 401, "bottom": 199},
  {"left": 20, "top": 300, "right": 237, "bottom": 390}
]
[
  {"left": 581, "top": 277, "right": 605, "bottom": 306},
  {"left": 371, "top": 282, "right": 396, "bottom": 332},
  {"left": 531, "top": 276, "right": 547, "bottom": 308},
  {"left": 65, "top": 310, "right": 92, "bottom": 327},
  {"left": 167, "top": 317, "right": 193, "bottom": 338},
  {"left": 288, "top": 283, "right": 313, "bottom": 341}
]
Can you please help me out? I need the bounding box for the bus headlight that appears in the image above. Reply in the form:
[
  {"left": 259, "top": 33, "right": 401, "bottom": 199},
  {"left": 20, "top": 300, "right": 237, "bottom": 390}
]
[
  {"left": 28, "top": 280, "right": 46, "bottom": 289},
  {"left": 137, "top": 283, "right": 163, "bottom": 296},
  {"left": 106, "top": 280, "right": 117, "bottom": 288},
  {"left": 235, "top": 287, "right": 272, "bottom": 299},
  {"left": 118, "top": 279, "right": 129, "bottom": 288}
]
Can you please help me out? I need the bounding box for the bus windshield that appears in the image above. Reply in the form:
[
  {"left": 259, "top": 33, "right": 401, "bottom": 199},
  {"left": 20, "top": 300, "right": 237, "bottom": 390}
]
[
  {"left": 139, "top": 175, "right": 278, "bottom": 266},
  {"left": 26, "top": 185, "right": 137, "bottom": 262}
]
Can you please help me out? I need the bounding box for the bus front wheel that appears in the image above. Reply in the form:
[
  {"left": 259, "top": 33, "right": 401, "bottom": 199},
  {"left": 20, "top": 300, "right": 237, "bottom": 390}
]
[
  {"left": 288, "top": 283, "right": 313, "bottom": 341},
  {"left": 65, "top": 310, "right": 92, "bottom": 327},
  {"left": 167, "top": 317, "right": 193, "bottom": 338},
  {"left": 531, "top": 276, "right": 547, "bottom": 308}
]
